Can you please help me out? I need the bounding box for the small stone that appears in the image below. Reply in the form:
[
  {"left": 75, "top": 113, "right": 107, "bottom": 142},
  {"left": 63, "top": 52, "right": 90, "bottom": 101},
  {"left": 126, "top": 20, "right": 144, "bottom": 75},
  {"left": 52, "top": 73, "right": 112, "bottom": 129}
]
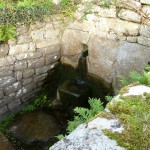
[
  {"left": 0, "top": 90, "right": 4, "bottom": 99},
  {"left": 34, "top": 73, "right": 48, "bottom": 83},
  {"left": 127, "top": 36, "right": 137, "bottom": 43},
  {"left": 22, "top": 83, "right": 35, "bottom": 94},
  {"left": 45, "top": 52, "right": 60, "bottom": 65},
  {"left": 15, "top": 71, "right": 22, "bottom": 81},
  {"left": 23, "top": 78, "right": 33, "bottom": 86},
  {"left": 0, "top": 77, "right": 16, "bottom": 88},
  {"left": 140, "top": 0, "right": 150, "bottom": 4},
  {"left": 140, "top": 25, "right": 150, "bottom": 38},
  {"left": 0, "top": 56, "right": 16, "bottom": 67}
]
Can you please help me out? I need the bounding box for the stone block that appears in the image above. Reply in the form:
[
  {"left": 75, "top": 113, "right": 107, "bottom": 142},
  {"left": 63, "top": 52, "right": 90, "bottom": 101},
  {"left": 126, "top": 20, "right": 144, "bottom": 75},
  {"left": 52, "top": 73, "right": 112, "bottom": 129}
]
[
  {"left": 108, "top": 18, "right": 140, "bottom": 36},
  {"left": 117, "top": 0, "right": 141, "bottom": 11},
  {"left": 140, "top": 25, "right": 150, "bottom": 38},
  {"left": 15, "top": 89, "right": 23, "bottom": 99},
  {"left": 17, "top": 35, "right": 32, "bottom": 44},
  {"left": 4, "top": 82, "right": 22, "bottom": 95},
  {"left": 118, "top": 9, "right": 141, "bottom": 23},
  {"left": 38, "top": 43, "right": 60, "bottom": 55},
  {"left": 9, "top": 43, "right": 29, "bottom": 55},
  {"left": 7, "top": 99, "right": 21, "bottom": 110},
  {"left": 22, "top": 83, "right": 35, "bottom": 94},
  {"left": 36, "top": 39, "right": 60, "bottom": 49},
  {"left": 0, "top": 77, "right": 16, "bottom": 88},
  {"left": 98, "top": 6, "right": 116, "bottom": 18},
  {"left": 142, "top": 6, "right": 150, "bottom": 20},
  {"left": 23, "top": 77, "right": 33, "bottom": 86},
  {"left": 16, "top": 25, "right": 29, "bottom": 35},
  {"left": 0, "top": 71, "right": 13, "bottom": 77},
  {"left": 0, "top": 97, "right": 11, "bottom": 107},
  {"left": 28, "top": 58, "right": 45, "bottom": 69},
  {"left": 35, "top": 67, "right": 48, "bottom": 75},
  {"left": 34, "top": 73, "right": 48, "bottom": 83},
  {"left": 140, "top": 0, "right": 150, "bottom": 4},
  {"left": 15, "top": 71, "right": 22, "bottom": 81},
  {"left": 16, "top": 52, "right": 42, "bottom": 60},
  {"left": 30, "top": 22, "right": 46, "bottom": 30},
  {"left": 0, "top": 44, "right": 9, "bottom": 58},
  {"left": 0, "top": 56, "right": 15, "bottom": 67},
  {"left": 29, "top": 42, "right": 36, "bottom": 52},
  {"left": 45, "top": 52, "right": 60, "bottom": 65},
  {"left": 15, "top": 61, "right": 27, "bottom": 70},
  {"left": 44, "top": 29, "right": 60, "bottom": 39},
  {"left": 21, "top": 91, "right": 35, "bottom": 102},
  {"left": 138, "top": 36, "right": 150, "bottom": 46},
  {"left": 0, "top": 105, "right": 8, "bottom": 115},
  {"left": 127, "top": 36, "right": 137, "bottom": 43},
  {"left": 23, "top": 69, "right": 34, "bottom": 78},
  {"left": 0, "top": 90, "right": 4, "bottom": 99},
  {"left": 31, "top": 29, "right": 45, "bottom": 42}
]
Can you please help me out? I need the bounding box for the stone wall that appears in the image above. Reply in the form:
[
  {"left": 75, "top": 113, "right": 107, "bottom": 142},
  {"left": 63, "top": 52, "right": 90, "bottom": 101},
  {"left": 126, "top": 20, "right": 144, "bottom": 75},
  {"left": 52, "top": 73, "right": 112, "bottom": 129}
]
[
  {"left": 0, "top": 17, "right": 63, "bottom": 118},
  {"left": 0, "top": 0, "right": 150, "bottom": 118},
  {"left": 61, "top": 0, "right": 150, "bottom": 90}
]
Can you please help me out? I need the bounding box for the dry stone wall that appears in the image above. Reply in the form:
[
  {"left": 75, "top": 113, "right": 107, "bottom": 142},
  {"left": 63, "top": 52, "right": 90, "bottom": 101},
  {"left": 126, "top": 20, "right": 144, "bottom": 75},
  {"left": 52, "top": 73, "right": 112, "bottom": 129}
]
[
  {"left": 61, "top": 0, "right": 150, "bottom": 90},
  {"left": 0, "top": 17, "right": 63, "bottom": 118}
]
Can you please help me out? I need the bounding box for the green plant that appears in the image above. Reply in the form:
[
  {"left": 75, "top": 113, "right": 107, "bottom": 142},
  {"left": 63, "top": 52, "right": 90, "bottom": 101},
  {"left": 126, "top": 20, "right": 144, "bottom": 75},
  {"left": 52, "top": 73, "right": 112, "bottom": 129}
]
[
  {"left": 55, "top": 134, "right": 65, "bottom": 140},
  {"left": 120, "top": 65, "right": 150, "bottom": 86},
  {"left": 105, "top": 94, "right": 150, "bottom": 150},
  {"left": 0, "top": 26, "right": 16, "bottom": 42},
  {"left": 105, "top": 95, "right": 113, "bottom": 102},
  {"left": 67, "top": 98, "right": 104, "bottom": 133}
]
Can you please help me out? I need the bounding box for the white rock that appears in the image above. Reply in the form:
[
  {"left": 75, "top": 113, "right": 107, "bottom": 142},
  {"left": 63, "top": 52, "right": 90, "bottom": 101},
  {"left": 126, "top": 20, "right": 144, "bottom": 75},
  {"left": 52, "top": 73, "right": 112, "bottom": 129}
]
[{"left": 123, "top": 85, "right": 150, "bottom": 96}]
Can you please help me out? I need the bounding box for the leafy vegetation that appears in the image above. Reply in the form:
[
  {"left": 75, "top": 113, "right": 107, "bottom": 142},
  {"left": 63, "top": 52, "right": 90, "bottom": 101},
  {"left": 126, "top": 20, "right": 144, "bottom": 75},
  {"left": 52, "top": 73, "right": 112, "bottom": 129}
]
[
  {"left": 67, "top": 98, "right": 104, "bottom": 133},
  {"left": 120, "top": 65, "right": 150, "bottom": 86},
  {"left": 0, "top": 26, "right": 16, "bottom": 42},
  {"left": 105, "top": 94, "right": 150, "bottom": 150}
]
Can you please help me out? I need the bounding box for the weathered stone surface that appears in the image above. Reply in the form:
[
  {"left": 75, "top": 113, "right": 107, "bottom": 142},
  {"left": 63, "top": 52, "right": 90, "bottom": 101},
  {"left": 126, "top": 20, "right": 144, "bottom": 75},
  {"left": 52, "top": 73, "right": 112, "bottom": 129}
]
[
  {"left": 44, "top": 29, "right": 60, "bottom": 39},
  {"left": 23, "top": 69, "right": 34, "bottom": 78},
  {"left": 98, "top": 6, "right": 116, "bottom": 18},
  {"left": 140, "top": 25, "right": 150, "bottom": 38},
  {"left": 15, "top": 61, "right": 27, "bottom": 70},
  {"left": 140, "top": 0, "right": 150, "bottom": 4},
  {"left": 0, "top": 90, "right": 4, "bottom": 99},
  {"left": 0, "top": 133, "right": 14, "bottom": 150},
  {"left": 0, "top": 97, "right": 11, "bottom": 107},
  {"left": 0, "top": 56, "right": 15, "bottom": 67},
  {"left": 23, "top": 77, "right": 33, "bottom": 86},
  {"left": 0, "top": 44, "right": 9, "bottom": 58},
  {"left": 15, "top": 71, "right": 22, "bottom": 81},
  {"left": 0, "top": 77, "right": 16, "bottom": 88},
  {"left": 118, "top": 9, "right": 141, "bottom": 23},
  {"left": 21, "top": 91, "right": 35, "bottom": 102},
  {"left": 50, "top": 118, "right": 124, "bottom": 150},
  {"left": 117, "top": 0, "right": 141, "bottom": 11},
  {"left": 45, "top": 52, "right": 60, "bottom": 65},
  {"left": 127, "top": 36, "right": 137, "bottom": 43},
  {"left": 9, "top": 43, "right": 29, "bottom": 55},
  {"left": 0, "top": 105, "right": 8, "bottom": 115},
  {"left": 28, "top": 58, "right": 45, "bottom": 69},
  {"left": 38, "top": 43, "right": 60, "bottom": 56},
  {"left": 15, "top": 89, "right": 23, "bottom": 99},
  {"left": 4, "top": 82, "right": 22, "bottom": 95},
  {"left": 30, "top": 22, "right": 46, "bottom": 30},
  {"left": 7, "top": 99, "right": 21, "bottom": 110},
  {"left": 9, "top": 110, "right": 59, "bottom": 144},
  {"left": 17, "top": 35, "right": 32, "bottom": 44},
  {"left": 16, "top": 52, "right": 42, "bottom": 60},
  {"left": 138, "top": 36, "right": 150, "bottom": 46},
  {"left": 34, "top": 73, "right": 48, "bottom": 83},
  {"left": 31, "top": 29, "right": 45, "bottom": 42},
  {"left": 36, "top": 39, "right": 60, "bottom": 49},
  {"left": 142, "top": 5, "right": 150, "bottom": 19},
  {"left": 0, "top": 71, "right": 13, "bottom": 77},
  {"left": 22, "top": 83, "right": 35, "bottom": 94}
]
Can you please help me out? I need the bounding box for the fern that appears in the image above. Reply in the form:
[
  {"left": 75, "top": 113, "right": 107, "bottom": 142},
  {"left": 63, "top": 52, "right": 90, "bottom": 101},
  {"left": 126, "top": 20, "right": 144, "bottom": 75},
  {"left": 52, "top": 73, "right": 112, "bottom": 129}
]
[
  {"left": 120, "top": 76, "right": 129, "bottom": 87},
  {"left": 67, "top": 98, "right": 104, "bottom": 133}
]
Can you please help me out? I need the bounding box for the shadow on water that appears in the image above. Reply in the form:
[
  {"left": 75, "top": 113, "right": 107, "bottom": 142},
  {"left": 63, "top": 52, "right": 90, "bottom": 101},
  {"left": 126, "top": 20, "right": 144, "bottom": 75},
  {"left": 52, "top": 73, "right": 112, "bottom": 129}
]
[{"left": 6, "top": 50, "right": 114, "bottom": 150}]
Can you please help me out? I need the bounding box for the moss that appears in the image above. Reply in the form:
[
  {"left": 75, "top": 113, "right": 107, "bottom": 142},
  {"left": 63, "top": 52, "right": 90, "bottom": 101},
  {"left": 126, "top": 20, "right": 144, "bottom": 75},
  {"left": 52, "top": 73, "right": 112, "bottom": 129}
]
[{"left": 104, "top": 95, "right": 150, "bottom": 150}]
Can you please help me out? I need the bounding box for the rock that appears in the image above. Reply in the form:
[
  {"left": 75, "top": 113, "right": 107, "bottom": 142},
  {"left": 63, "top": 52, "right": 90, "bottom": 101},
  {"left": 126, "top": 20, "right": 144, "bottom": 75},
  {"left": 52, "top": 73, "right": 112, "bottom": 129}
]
[
  {"left": 138, "top": 36, "right": 150, "bottom": 46},
  {"left": 118, "top": 9, "right": 141, "bottom": 23},
  {"left": 0, "top": 56, "right": 16, "bottom": 67},
  {"left": 140, "top": 0, "right": 150, "bottom": 4},
  {"left": 49, "top": 118, "right": 124, "bottom": 150},
  {"left": 140, "top": 25, "right": 150, "bottom": 38},
  {"left": 9, "top": 110, "right": 60, "bottom": 144},
  {"left": 23, "top": 69, "right": 35, "bottom": 79},
  {"left": 28, "top": 58, "right": 45, "bottom": 69},
  {"left": 0, "top": 105, "right": 8, "bottom": 115},
  {"left": 0, "top": 133, "right": 14, "bottom": 150},
  {"left": 0, "top": 44, "right": 9, "bottom": 58}
]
